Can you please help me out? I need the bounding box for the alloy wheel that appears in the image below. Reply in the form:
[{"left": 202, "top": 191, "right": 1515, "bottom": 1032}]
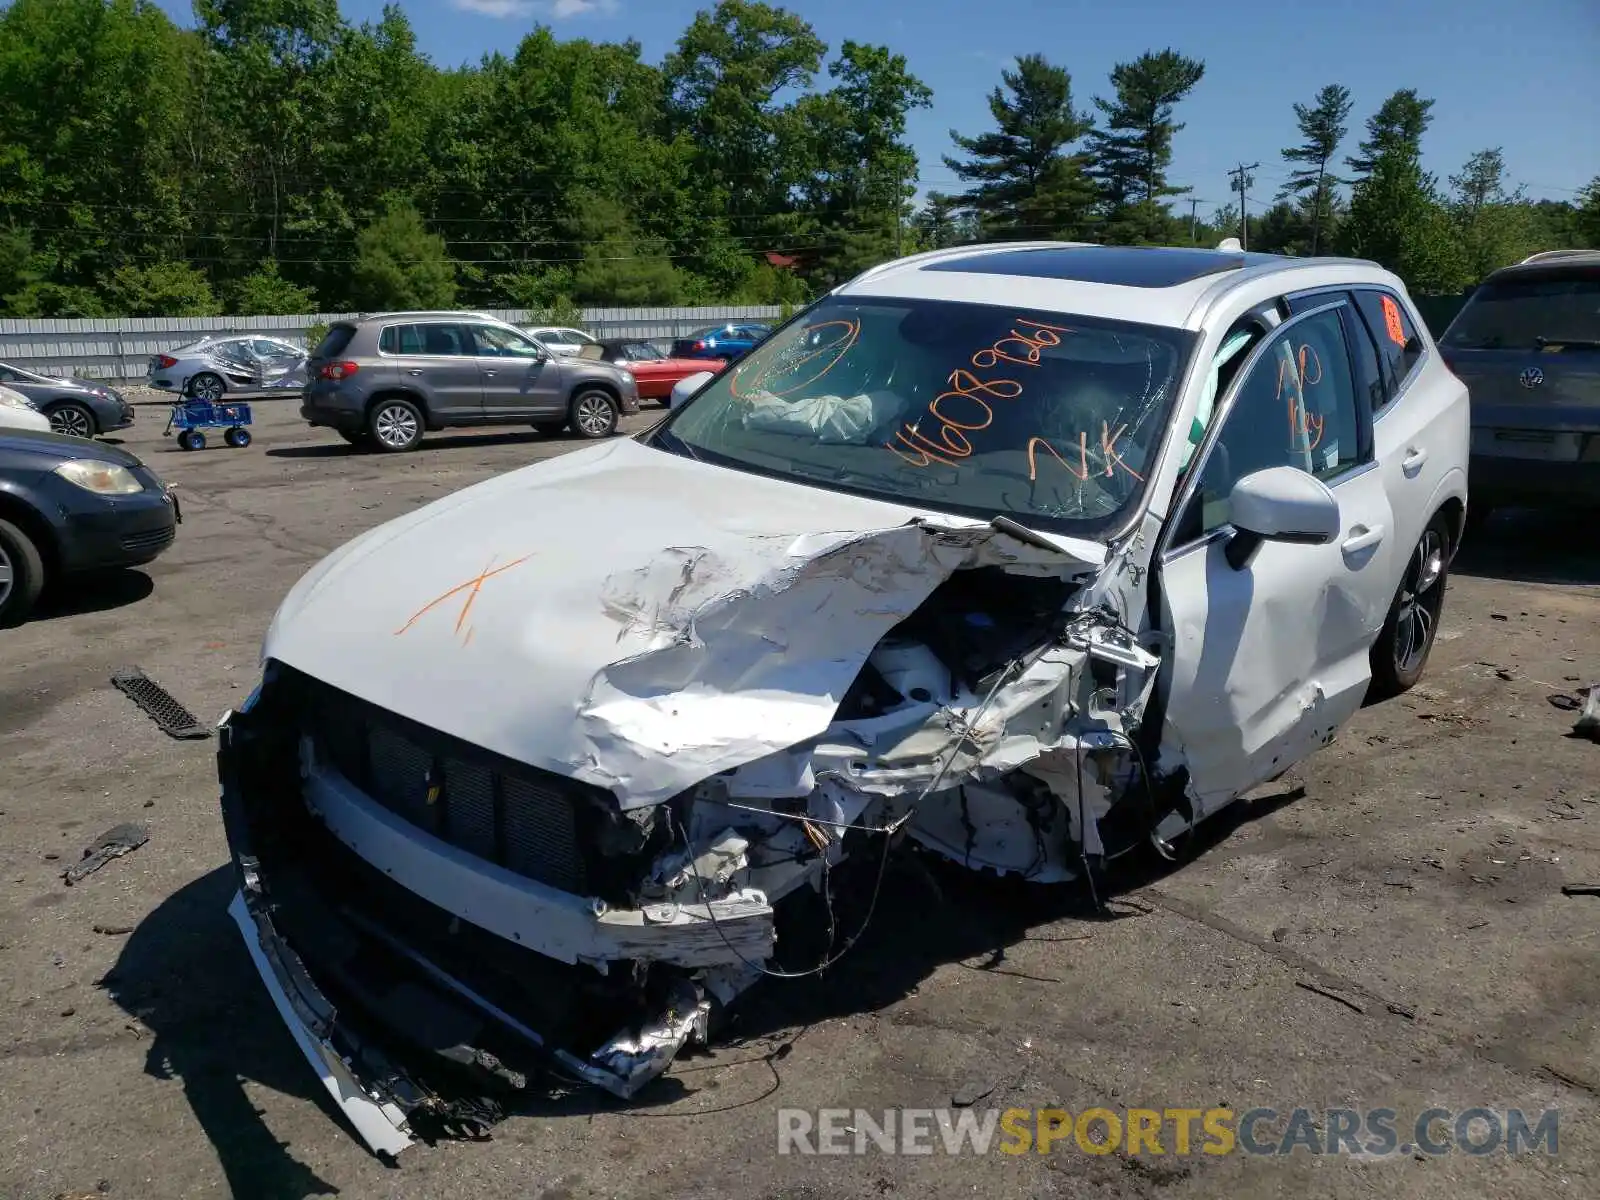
[
  {"left": 190, "top": 374, "right": 224, "bottom": 402},
  {"left": 1394, "top": 528, "right": 1445, "bottom": 675},
  {"left": 374, "top": 403, "right": 419, "bottom": 449},
  {"left": 574, "top": 392, "right": 616, "bottom": 437},
  {"left": 49, "top": 405, "right": 94, "bottom": 438},
  {"left": 0, "top": 542, "right": 12, "bottom": 609}
]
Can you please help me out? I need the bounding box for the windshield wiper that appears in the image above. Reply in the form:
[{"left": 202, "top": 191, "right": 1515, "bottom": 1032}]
[
  {"left": 649, "top": 425, "right": 704, "bottom": 462},
  {"left": 1534, "top": 335, "right": 1600, "bottom": 350}
]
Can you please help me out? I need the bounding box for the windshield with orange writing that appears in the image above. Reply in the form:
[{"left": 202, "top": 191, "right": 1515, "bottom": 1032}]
[{"left": 656, "top": 297, "right": 1196, "bottom": 535}]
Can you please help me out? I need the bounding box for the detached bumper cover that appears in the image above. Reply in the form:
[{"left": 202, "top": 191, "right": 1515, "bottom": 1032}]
[
  {"left": 219, "top": 702, "right": 729, "bottom": 1157},
  {"left": 227, "top": 889, "right": 415, "bottom": 1157}
]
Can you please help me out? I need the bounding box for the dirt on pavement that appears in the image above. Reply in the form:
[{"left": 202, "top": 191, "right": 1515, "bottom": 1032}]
[{"left": 1, "top": 397, "right": 1597, "bottom": 1199}]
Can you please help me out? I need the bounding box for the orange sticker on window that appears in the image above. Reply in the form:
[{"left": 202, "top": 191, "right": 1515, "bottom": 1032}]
[{"left": 1380, "top": 295, "right": 1406, "bottom": 346}]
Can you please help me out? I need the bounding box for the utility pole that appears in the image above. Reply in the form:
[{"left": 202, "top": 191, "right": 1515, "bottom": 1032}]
[
  {"left": 1229, "top": 162, "right": 1258, "bottom": 249},
  {"left": 1186, "top": 197, "right": 1213, "bottom": 243}
]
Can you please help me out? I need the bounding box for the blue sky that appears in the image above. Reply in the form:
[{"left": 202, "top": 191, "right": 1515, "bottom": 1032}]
[{"left": 156, "top": 0, "right": 1600, "bottom": 215}]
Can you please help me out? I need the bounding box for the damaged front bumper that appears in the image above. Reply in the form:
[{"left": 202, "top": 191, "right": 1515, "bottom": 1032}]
[
  {"left": 223, "top": 527, "right": 1188, "bottom": 1158},
  {"left": 219, "top": 698, "right": 745, "bottom": 1158}
]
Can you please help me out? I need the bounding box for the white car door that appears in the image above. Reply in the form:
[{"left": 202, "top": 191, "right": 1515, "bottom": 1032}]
[{"left": 1155, "top": 298, "right": 1398, "bottom": 811}]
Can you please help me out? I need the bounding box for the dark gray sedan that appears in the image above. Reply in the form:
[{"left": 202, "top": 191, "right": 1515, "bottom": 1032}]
[
  {"left": 0, "top": 427, "right": 178, "bottom": 626},
  {"left": 0, "top": 361, "right": 136, "bottom": 438}
]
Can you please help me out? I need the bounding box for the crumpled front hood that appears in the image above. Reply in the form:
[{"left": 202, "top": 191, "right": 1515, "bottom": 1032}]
[{"left": 264, "top": 437, "right": 1105, "bottom": 808}]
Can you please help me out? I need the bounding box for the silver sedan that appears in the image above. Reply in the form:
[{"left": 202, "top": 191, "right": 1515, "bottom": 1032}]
[{"left": 147, "top": 334, "right": 308, "bottom": 401}]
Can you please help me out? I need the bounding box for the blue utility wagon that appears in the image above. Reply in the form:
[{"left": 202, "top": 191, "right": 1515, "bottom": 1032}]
[{"left": 164, "top": 399, "right": 253, "bottom": 451}]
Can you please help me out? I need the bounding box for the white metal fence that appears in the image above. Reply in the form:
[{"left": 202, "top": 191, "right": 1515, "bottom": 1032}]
[{"left": 0, "top": 305, "right": 786, "bottom": 383}]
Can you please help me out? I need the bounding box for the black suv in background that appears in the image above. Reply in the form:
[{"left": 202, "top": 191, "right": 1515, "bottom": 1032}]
[
  {"left": 301, "top": 312, "right": 640, "bottom": 452},
  {"left": 1441, "top": 250, "right": 1600, "bottom": 528}
]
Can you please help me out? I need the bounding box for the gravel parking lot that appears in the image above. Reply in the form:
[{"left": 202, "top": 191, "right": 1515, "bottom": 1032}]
[{"left": 1, "top": 396, "right": 1597, "bottom": 1200}]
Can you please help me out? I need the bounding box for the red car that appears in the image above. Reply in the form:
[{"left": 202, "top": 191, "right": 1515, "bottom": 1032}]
[{"left": 586, "top": 339, "right": 725, "bottom": 404}]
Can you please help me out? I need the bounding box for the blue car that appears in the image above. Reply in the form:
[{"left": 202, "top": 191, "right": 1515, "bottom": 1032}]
[{"left": 669, "top": 322, "right": 771, "bottom": 363}]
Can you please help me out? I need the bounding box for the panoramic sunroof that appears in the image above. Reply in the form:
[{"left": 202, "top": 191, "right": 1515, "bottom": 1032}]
[{"left": 921, "top": 245, "right": 1281, "bottom": 288}]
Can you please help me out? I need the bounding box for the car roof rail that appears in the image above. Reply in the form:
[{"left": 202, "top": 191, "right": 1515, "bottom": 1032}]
[
  {"left": 356, "top": 310, "right": 498, "bottom": 321},
  {"left": 1517, "top": 249, "right": 1597, "bottom": 265}
]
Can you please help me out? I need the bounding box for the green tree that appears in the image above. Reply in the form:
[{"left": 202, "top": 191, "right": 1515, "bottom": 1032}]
[
  {"left": 943, "top": 54, "right": 1096, "bottom": 240},
  {"left": 0, "top": 0, "right": 195, "bottom": 296},
  {"left": 1085, "top": 49, "right": 1206, "bottom": 244},
  {"left": 1346, "top": 88, "right": 1434, "bottom": 179},
  {"left": 564, "top": 196, "right": 684, "bottom": 306},
  {"left": 1341, "top": 154, "right": 1467, "bottom": 293},
  {"left": 1569, "top": 177, "right": 1600, "bottom": 248},
  {"left": 791, "top": 40, "right": 932, "bottom": 284},
  {"left": 1279, "top": 83, "right": 1352, "bottom": 254},
  {"left": 103, "top": 261, "right": 221, "bottom": 317},
  {"left": 1448, "top": 148, "right": 1541, "bottom": 278},
  {"left": 0, "top": 228, "right": 41, "bottom": 314},
  {"left": 230, "top": 261, "right": 318, "bottom": 315},
  {"left": 350, "top": 203, "right": 456, "bottom": 310},
  {"left": 663, "top": 2, "right": 825, "bottom": 245}
]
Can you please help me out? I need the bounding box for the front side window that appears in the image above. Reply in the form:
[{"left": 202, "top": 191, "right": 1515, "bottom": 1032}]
[
  {"left": 471, "top": 325, "right": 543, "bottom": 358},
  {"left": 626, "top": 343, "right": 662, "bottom": 361},
  {"left": 1353, "top": 289, "right": 1423, "bottom": 399},
  {"left": 1442, "top": 273, "right": 1600, "bottom": 351},
  {"left": 0, "top": 367, "right": 19, "bottom": 383},
  {"left": 653, "top": 297, "right": 1196, "bottom": 534},
  {"left": 1184, "top": 306, "right": 1363, "bottom": 537}
]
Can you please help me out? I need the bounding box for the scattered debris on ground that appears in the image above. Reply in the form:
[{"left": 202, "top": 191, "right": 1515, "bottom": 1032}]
[
  {"left": 62, "top": 824, "right": 150, "bottom": 885},
  {"left": 110, "top": 668, "right": 212, "bottom": 740}
]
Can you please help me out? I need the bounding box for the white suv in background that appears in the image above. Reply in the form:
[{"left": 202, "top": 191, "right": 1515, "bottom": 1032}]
[{"left": 521, "top": 326, "right": 600, "bottom": 355}]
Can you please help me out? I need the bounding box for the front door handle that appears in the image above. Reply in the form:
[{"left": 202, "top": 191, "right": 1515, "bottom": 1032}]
[
  {"left": 1341, "top": 524, "right": 1386, "bottom": 554},
  {"left": 406, "top": 369, "right": 424, "bottom": 376},
  {"left": 1402, "top": 446, "right": 1428, "bottom": 474}
]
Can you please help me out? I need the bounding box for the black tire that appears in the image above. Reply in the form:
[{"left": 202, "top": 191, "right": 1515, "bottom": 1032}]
[
  {"left": 225, "top": 427, "right": 251, "bottom": 448},
  {"left": 186, "top": 372, "right": 225, "bottom": 402},
  {"left": 569, "top": 389, "right": 619, "bottom": 439},
  {"left": 532, "top": 420, "right": 568, "bottom": 436},
  {"left": 46, "top": 400, "right": 96, "bottom": 439},
  {"left": 368, "top": 396, "right": 424, "bottom": 453},
  {"left": 1369, "top": 512, "right": 1451, "bottom": 700},
  {"left": 0, "top": 517, "right": 46, "bottom": 627}
]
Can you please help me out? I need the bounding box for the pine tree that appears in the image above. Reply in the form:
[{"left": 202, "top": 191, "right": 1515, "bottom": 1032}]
[
  {"left": 1279, "top": 84, "right": 1352, "bottom": 254},
  {"left": 942, "top": 54, "right": 1096, "bottom": 240},
  {"left": 1085, "top": 49, "right": 1206, "bottom": 244}
]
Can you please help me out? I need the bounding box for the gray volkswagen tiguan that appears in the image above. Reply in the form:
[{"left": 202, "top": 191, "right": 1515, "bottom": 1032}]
[
  {"left": 1441, "top": 250, "right": 1600, "bottom": 529},
  {"left": 302, "top": 312, "right": 640, "bottom": 452}
]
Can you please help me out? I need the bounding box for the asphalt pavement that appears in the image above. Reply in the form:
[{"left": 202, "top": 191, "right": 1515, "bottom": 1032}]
[{"left": 1, "top": 396, "right": 1597, "bottom": 1200}]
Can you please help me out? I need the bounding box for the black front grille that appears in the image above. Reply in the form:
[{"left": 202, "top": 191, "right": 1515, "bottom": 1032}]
[
  {"left": 120, "top": 526, "right": 175, "bottom": 553},
  {"left": 304, "top": 680, "right": 591, "bottom": 894}
]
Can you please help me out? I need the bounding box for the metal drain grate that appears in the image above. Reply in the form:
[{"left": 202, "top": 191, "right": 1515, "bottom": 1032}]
[{"left": 112, "top": 668, "right": 212, "bottom": 740}]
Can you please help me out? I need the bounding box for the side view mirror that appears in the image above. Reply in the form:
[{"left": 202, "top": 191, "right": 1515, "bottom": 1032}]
[
  {"left": 1225, "top": 466, "right": 1340, "bottom": 570},
  {"left": 670, "top": 371, "right": 715, "bottom": 411}
]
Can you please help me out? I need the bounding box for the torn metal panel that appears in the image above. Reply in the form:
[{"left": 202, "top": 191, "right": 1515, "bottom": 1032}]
[
  {"left": 570, "top": 982, "right": 712, "bottom": 1100},
  {"left": 263, "top": 435, "right": 1105, "bottom": 810}
]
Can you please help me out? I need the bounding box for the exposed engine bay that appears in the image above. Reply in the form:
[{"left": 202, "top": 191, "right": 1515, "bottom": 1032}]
[{"left": 222, "top": 514, "right": 1197, "bottom": 1158}]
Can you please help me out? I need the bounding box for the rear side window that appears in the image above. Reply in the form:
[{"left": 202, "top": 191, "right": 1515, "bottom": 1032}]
[
  {"left": 1341, "top": 300, "right": 1387, "bottom": 415},
  {"left": 314, "top": 325, "right": 356, "bottom": 359},
  {"left": 1353, "top": 290, "right": 1423, "bottom": 399},
  {"left": 1442, "top": 273, "right": 1600, "bottom": 350}
]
